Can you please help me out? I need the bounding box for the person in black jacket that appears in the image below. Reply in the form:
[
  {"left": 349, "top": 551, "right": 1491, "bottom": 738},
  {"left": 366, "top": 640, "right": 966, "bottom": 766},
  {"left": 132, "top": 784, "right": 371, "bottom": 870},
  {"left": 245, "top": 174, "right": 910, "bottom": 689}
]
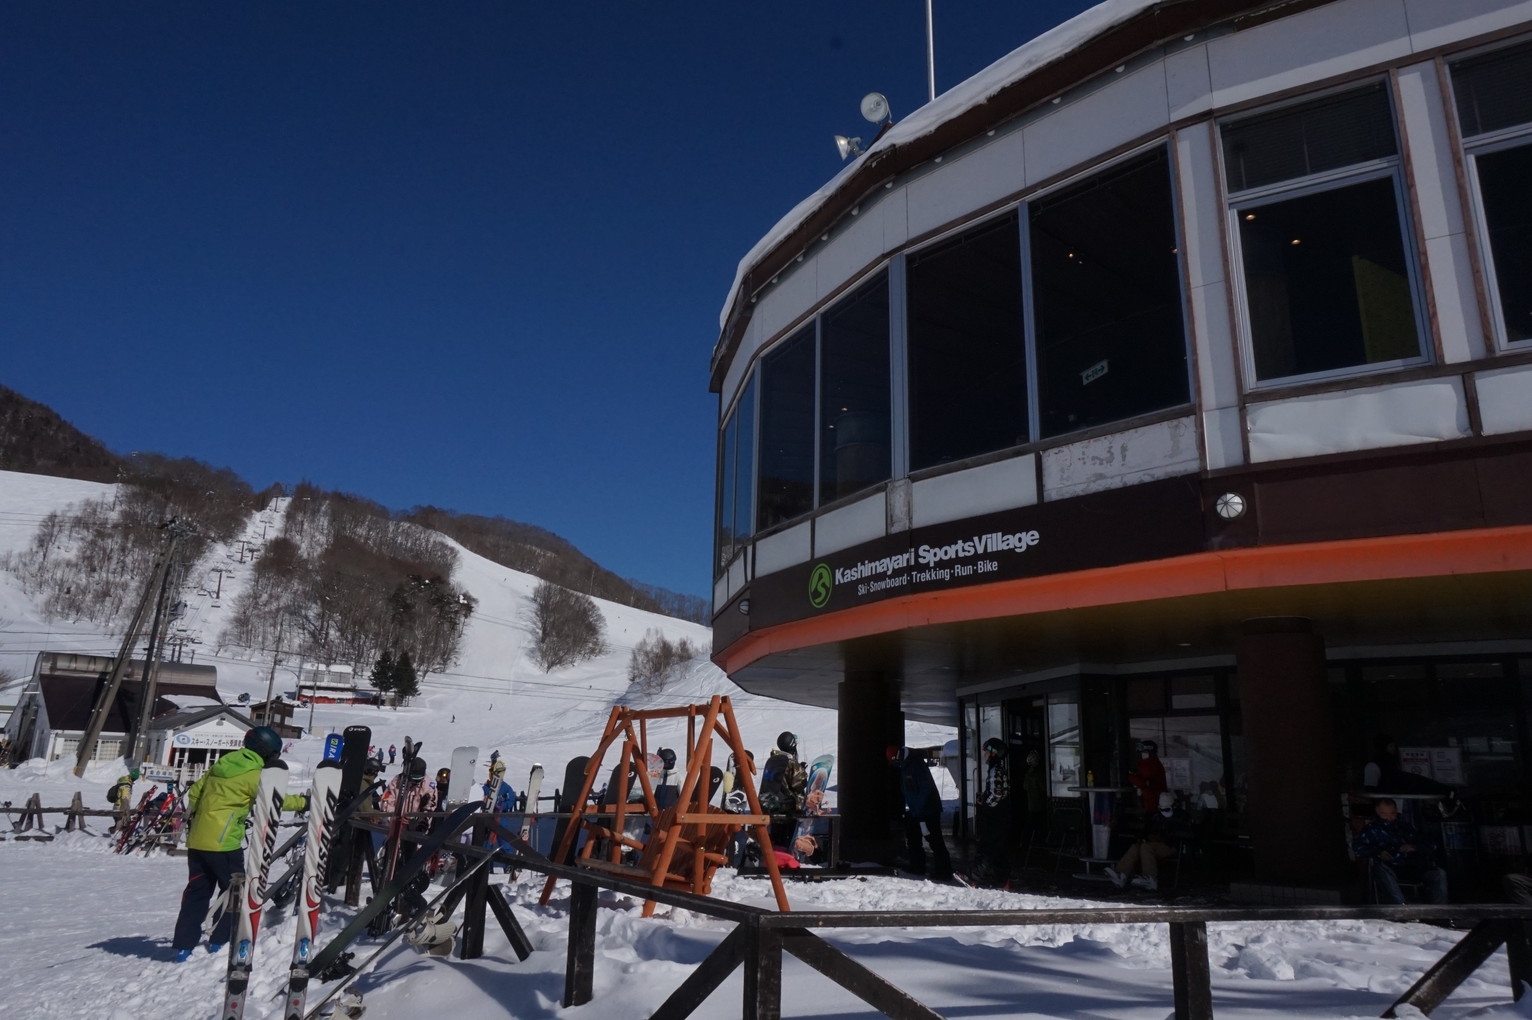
[
  {"left": 1353, "top": 798, "right": 1447, "bottom": 903},
  {"left": 888, "top": 745, "right": 953, "bottom": 881}
]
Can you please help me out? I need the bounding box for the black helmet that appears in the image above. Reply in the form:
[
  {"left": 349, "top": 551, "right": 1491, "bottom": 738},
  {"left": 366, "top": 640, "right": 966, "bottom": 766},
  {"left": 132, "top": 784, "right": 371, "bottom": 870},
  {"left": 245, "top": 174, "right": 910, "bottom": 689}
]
[
  {"left": 406, "top": 757, "right": 428, "bottom": 782},
  {"left": 363, "top": 759, "right": 381, "bottom": 776},
  {"left": 982, "top": 737, "right": 1006, "bottom": 758},
  {"left": 244, "top": 726, "right": 282, "bottom": 761},
  {"left": 658, "top": 747, "right": 677, "bottom": 769},
  {"left": 777, "top": 731, "right": 797, "bottom": 754}
]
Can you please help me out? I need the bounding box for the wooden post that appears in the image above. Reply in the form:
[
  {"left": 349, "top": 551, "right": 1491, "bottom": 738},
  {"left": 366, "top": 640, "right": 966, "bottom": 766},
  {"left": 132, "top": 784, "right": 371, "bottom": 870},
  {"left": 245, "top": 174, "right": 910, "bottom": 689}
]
[
  {"left": 1168, "top": 920, "right": 1213, "bottom": 1020},
  {"left": 564, "top": 880, "right": 597, "bottom": 1008},
  {"left": 460, "top": 830, "right": 490, "bottom": 960},
  {"left": 1505, "top": 919, "right": 1532, "bottom": 1001},
  {"left": 65, "top": 791, "right": 89, "bottom": 832},
  {"left": 742, "top": 919, "right": 782, "bottom": 1020}
]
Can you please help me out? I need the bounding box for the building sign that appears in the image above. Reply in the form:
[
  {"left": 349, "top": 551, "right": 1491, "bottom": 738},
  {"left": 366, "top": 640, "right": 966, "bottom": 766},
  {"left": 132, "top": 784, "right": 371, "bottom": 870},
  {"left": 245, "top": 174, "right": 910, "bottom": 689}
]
[
  {"left": 173, "top": 728, "right": 245, "bottom": 750},
  {"left": 735, "top": 476, "right": 1205, "bottom": 633}
]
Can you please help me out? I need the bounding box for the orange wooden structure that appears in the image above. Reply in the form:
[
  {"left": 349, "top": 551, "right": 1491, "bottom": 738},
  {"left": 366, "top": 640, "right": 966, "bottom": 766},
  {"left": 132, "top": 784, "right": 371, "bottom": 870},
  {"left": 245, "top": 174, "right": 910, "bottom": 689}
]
[{"left": 537, "top": 695, "right": 790, "bottom": 916}]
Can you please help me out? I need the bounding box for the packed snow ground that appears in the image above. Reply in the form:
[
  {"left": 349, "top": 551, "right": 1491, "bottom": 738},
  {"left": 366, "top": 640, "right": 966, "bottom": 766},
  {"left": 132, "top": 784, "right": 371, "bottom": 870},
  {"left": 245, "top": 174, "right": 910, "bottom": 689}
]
[{"left": 2, "top": 469, "right": 1530, "bottom": 1019}]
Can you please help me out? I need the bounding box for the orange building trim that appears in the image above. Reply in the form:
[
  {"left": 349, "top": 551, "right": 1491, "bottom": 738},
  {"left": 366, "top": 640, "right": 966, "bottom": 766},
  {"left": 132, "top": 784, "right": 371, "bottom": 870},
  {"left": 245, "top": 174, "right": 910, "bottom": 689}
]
[{"left": 717, "top": 524, "right": 1532, "bottom": 674}]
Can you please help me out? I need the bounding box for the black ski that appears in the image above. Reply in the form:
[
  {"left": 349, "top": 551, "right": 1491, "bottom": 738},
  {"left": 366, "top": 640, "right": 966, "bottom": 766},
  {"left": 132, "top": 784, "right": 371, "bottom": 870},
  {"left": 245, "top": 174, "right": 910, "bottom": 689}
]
[{"left": 304, "top": 800, "right": 481, "bottom": 979}]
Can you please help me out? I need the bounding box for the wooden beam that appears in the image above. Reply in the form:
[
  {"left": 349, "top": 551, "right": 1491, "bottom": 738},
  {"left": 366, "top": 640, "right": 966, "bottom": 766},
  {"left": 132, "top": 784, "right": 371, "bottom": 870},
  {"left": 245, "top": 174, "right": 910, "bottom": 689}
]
[
  {"left": 648, "top": 925, "right": 747, "bottom": 1020},
  {"left": 780, "top": 927, "right": 946, "bottom": 1020},
  {"left": 1385, "top": 920, "right": 1506, "bottom": 1017},
  {"left": 486, "top": 884, "right": 534, "bottom": 962}
]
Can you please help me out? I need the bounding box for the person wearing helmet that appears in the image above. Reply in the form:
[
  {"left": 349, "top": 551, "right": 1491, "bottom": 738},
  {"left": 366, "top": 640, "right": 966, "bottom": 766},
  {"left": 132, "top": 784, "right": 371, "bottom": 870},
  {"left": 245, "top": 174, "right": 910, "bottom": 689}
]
[
  {"left": 109, "top": 768, "right": 141, "bottom": 832},
  {"left": 480, "top": 758, "right": 518, "bottom": 858},
  {"left": 1127, "top": 739, "right": 1167, "bottom": 815},
  {"left": 888, "top": 745, "right": 953, "bottom": 881},
  {"left": 973, "top": 738, "right": 1011, "bottom": 886},
  {"left": 171, "top": 726, "right": 308, "bottom": 961}
]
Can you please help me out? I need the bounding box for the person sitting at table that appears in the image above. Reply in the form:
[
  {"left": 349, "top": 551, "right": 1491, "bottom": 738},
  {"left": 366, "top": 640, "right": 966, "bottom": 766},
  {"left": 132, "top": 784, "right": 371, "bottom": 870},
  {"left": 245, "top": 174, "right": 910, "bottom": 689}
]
[
  {"left": 1106, "top": 792, "right": 1190, "bottom": 892},
  {"left": 1352, "top": 797, "right": 1448, "bottom": 904}
]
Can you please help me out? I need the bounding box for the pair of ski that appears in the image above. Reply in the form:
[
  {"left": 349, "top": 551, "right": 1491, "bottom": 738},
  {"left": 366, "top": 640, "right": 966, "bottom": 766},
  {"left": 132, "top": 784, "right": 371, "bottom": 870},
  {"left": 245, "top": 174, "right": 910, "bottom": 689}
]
[{"left": 222, "top": 744, "right": 357, "bottom": 1020}]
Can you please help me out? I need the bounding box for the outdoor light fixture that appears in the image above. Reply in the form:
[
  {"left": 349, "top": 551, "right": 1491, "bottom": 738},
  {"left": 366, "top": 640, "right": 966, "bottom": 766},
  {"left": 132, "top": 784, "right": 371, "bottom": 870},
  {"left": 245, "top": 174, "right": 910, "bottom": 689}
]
[
  {"left": 835, "top": 92, "right": 892, "bottom": 162},
  {"left": 738, "top": 599, "right": 751, "bottom": 616},
  {"left": 835, "top": 135, "right": 864, "bottom": 160},
  {"left": 1215, "top": 492, "right": 1247, "bottom": 520}
]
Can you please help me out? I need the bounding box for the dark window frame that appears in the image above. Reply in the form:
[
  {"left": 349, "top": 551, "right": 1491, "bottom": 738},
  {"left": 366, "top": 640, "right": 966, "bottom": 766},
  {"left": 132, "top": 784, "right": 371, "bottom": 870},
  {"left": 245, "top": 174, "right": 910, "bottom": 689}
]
[
  {"left": 1220, "top": 82, "right": 1430, "bottom": 388},
  {"left": 1451, "top": 40, "right": 1532, "bottom": 351}
]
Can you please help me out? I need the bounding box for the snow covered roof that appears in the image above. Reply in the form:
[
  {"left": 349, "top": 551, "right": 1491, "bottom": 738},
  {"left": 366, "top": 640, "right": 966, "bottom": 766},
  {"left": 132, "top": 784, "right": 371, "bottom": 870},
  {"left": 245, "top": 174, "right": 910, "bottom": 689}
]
[{"left": 711, "top": 0, "right": 1305, "bottom": 390}]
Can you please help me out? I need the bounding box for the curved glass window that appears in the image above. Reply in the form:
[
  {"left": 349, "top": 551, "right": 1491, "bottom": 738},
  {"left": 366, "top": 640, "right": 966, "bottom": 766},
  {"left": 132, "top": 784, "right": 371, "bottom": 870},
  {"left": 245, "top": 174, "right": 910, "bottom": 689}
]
[
  {"left": 1453, "top": 42, "right": 1532, "bottom": 345},
  {"left": 1029, "top": 147, "right": 1190, "bottom": 437},
  {"left": 907, "top": 214, "right": 1028, "bottom": 469},
  {"left": 1222, "top": 83, "right": 1425, "bottom": 383},
  {"left": 756, "top": 326, "right": 816, "bottom": 531},
  {"left": 714, "top": 376, "right": 755, "bottom": 573},
  {"left": 819, "top": 273, "right": 891, "bottom": 502}
]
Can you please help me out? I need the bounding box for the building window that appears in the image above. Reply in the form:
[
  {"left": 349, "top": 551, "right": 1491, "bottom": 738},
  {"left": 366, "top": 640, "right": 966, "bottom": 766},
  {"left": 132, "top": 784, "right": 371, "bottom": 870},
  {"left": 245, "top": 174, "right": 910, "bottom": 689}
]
[
  {"left": 1029, "top": 147, "right": 1190, "bottom": 437},
  {"left": 819, "top": 273, "right": 891, "bottom": 503},
  {"left": 756, "top": 325, "right": 816, "bottom": 531},
  {"left": 1452, "top": 41, "right": 1532, "bottom": 346},
  {"left": 907, "top": 213, "right": 1028, "bottom": 468},
  {"left": 1222, "top": 83, "right": 1426, "bottom": 383},
  {"left": 714, "top": 374, "right": 756, "bottom": 574}
]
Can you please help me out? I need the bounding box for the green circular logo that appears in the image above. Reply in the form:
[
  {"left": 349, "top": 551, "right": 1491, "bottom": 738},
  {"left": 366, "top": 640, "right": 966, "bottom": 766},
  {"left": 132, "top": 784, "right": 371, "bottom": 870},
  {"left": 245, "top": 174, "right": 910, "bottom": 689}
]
[{"left": 808, "top": 563, "right": 833, "bottom": 609}]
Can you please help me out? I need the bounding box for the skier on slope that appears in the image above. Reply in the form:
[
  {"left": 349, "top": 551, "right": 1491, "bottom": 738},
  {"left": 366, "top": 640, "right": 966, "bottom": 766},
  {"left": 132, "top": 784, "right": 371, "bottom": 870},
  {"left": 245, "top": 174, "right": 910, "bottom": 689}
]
[{"left": 170, "top": 727, "right": 308, "bottom": 962}]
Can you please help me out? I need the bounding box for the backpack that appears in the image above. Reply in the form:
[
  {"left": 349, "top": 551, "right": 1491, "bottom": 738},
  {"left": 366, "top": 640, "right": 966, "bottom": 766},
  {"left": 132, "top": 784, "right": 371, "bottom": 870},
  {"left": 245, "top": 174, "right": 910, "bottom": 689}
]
[
  {"left": 106, "top": 785, "right": 118, "bottom": 805},
  {"left": 758, "top": 751, "right": 807, "bottom": 815}
]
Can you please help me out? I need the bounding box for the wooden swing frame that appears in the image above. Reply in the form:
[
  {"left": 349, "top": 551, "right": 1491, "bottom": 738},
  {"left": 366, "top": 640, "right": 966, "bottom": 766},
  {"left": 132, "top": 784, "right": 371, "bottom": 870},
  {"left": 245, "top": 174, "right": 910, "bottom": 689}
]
[{"left": 538, "top": 695, "right": 790, "bottom": 916}]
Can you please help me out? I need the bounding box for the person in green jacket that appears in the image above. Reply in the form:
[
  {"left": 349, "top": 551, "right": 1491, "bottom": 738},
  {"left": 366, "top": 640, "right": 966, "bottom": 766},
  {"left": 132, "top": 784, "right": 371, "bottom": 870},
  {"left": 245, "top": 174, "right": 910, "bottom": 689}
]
[{"left": 171, "top": 726, "right": 307, "bottom": 960}]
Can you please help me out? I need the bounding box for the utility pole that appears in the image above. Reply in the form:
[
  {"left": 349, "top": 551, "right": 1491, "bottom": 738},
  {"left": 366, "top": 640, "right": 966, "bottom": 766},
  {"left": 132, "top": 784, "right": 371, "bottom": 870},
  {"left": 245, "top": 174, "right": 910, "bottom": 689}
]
[
  {"left": 261, "top": 622, "right": 285, "bottom": 727},
  {"left": 74, "top": 521, "right": 185, "bottom": 777},
  {"left": 127, "top": 552, "right": 181, "bottom": 769}
]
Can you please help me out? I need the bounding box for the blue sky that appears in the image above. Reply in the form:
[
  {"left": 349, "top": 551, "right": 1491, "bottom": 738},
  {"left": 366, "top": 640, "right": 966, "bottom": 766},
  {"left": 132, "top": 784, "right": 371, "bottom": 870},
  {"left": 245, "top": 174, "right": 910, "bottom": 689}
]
[{"left": 0, "top": 1, "right": 1095, "bottom": 599}]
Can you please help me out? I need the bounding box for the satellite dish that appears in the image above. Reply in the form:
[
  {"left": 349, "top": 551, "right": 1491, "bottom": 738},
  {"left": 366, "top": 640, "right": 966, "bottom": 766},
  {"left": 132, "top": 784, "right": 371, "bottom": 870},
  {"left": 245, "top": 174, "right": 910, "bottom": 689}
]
[{"left": 860, "top": 92, "right": 891, "bottom": 124}]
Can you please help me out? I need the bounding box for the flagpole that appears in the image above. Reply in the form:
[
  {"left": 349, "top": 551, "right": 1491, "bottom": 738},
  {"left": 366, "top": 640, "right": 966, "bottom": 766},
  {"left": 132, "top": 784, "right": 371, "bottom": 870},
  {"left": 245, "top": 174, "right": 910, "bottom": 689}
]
[{"left": 925, "top": 0, "right": 936, "bottom": 100}]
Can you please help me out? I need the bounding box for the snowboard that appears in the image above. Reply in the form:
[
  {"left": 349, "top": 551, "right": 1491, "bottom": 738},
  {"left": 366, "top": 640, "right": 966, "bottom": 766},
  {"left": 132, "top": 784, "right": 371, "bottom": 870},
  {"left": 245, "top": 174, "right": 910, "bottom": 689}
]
[
  {"left": 222, "top": 762, "right": 290, "bottom": 1020},
  {"left": 330, "top": 726, "right": 372, "bottom": 889},
  {"left": 789, "top": 754, "right": 835, "bottom": 863},
  {"left": 447, "top": 746, "right": 478, "bottom": 806},
  {"left": 551, "top": 755, "right": 589, "bottom": 864}
]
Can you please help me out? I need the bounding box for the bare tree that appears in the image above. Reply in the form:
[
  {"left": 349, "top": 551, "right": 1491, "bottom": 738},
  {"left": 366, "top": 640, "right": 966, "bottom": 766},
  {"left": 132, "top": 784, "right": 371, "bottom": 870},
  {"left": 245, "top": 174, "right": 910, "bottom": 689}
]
[{"left": 528, "top": 580, "right": 606, "bottom": 672}]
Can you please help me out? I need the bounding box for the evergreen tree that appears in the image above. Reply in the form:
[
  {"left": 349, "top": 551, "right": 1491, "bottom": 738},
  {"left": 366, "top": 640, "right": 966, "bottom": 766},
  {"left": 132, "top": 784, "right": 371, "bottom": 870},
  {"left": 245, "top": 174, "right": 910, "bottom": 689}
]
[
  {"left": 393, "top": 650, "right": 420, "bottom": 705},
  {"left": 368, "top": 651, "right": 396, "bottom": 701}
]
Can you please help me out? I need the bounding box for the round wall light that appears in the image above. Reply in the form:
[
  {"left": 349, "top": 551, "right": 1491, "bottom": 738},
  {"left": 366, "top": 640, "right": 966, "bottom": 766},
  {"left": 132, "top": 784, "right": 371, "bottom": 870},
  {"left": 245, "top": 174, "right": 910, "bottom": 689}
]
[{"left": 1215, "top": 492, "right": 1247, "bottom": 520}]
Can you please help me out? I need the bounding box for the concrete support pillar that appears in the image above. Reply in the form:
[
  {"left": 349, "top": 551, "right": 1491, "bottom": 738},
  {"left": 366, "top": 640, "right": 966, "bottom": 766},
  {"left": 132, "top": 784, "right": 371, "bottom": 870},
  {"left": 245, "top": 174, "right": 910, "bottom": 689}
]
[
  {"left": 1236, "top": 617, "right": 1339, "bottom": 887},
  {"left": 837, "top": 670, "right": 903, "bottom": 862}
]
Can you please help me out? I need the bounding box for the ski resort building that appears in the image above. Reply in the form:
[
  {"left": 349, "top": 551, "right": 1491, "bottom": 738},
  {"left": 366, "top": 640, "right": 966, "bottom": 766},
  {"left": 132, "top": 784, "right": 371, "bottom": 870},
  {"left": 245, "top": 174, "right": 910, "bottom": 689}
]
[
  {"left": 709, "top": 0, "right": 1532, "bottom": 892},
  {"left": 3, "top": 652, "right": 221, "bottom": 763}
]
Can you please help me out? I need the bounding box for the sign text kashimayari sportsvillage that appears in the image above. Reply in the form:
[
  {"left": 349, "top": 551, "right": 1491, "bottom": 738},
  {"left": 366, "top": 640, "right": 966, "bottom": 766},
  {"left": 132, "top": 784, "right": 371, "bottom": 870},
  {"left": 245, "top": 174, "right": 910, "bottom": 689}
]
[{"left": 833, "top": 530, "right": 1041, "bottom": 586}]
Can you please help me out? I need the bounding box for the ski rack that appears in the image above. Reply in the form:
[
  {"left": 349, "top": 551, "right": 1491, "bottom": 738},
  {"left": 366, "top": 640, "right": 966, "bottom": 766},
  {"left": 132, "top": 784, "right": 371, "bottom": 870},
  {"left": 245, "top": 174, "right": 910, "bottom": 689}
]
[{"left": 537, "top": 695, "right": 790, "bottom": 917}]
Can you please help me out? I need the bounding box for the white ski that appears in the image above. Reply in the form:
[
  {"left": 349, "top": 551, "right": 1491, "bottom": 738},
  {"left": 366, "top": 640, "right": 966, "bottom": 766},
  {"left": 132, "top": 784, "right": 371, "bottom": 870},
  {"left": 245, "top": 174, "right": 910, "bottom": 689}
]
[
  {"left": 284, "top": 761, "right": 343, "bottom": 1020},
  {"left": 222, "top": 762, "right": 290, "bottom": 1020},
  {"left": 519, "top": 764, "right": 544, "bottom": 850}
]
